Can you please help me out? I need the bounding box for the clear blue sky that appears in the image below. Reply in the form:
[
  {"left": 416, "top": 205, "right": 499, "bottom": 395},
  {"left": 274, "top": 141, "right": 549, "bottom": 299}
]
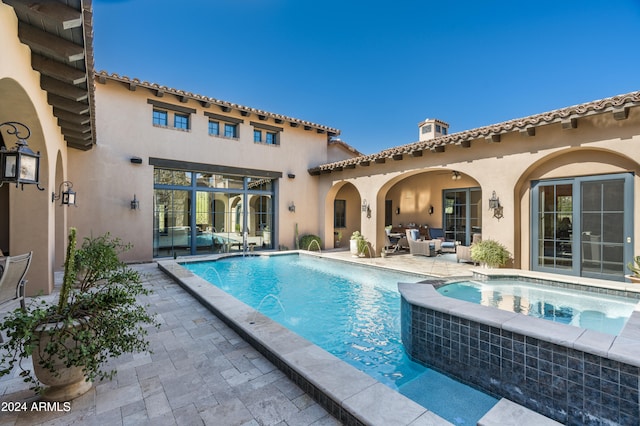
[{"left": 93, "top": 0, "right": 640, "bottom": 154}]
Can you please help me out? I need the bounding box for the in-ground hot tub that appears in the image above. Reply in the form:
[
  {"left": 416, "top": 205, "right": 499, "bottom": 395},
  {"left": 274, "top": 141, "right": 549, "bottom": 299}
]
[{"left": 399, "top": 269, "right": 640, "bottom": 425}]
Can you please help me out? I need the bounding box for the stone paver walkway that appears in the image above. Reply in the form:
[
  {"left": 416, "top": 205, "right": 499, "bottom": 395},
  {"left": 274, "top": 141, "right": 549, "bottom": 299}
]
[{"left": 0, "top": 263, "right": 340, "bottom": 426}]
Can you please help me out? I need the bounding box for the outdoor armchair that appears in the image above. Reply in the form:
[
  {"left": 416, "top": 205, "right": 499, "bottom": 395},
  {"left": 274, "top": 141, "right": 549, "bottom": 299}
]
[{"left": 0, "top": 251, "right": 33, "bottom": 342}]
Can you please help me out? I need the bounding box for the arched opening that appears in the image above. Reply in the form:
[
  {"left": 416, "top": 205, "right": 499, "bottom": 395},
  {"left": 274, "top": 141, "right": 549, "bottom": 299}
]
[
  {"left": 0, "top": 77, "right": 52, "bottom": 294},
  {"left": 517, "top": 148, "right": 638, "bottom": 281}
]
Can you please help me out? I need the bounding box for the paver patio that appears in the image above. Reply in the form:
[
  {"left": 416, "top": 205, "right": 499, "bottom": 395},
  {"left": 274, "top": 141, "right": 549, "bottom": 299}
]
[{"left": 0, "top": 263, "right": 342, "bottom": 426}]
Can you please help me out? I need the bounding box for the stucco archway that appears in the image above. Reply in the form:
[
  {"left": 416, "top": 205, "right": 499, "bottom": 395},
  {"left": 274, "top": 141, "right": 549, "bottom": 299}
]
[
  {"left": 0, "top": 78, "right": 53, "bottom": 294},
  {"left": 515, "top": 147, "right": 639, "bottom": 278},
  {"left": 324, "top": 181, "right": 361, "bottom": 250}
]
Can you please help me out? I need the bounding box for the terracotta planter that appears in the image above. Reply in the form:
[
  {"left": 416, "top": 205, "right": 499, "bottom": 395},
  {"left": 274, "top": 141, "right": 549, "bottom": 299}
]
[
  {"left": 626, "top": 275, "right": 640, "bottom": 284},
  {"left": 32, "top": 321, "right": 92, "bottom": 401}
]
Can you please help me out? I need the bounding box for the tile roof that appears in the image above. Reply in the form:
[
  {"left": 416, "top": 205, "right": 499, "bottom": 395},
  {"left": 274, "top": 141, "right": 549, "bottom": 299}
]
[
  {"left": 95, "top": 71, "right": 341, "bottom": 137},
  {"left": 309, "top": 90, "right": 640, "bottom": 175}
]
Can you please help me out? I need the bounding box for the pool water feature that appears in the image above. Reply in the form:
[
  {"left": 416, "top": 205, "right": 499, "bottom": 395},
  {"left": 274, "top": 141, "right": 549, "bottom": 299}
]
[
  {"left": 437, "top": 279, "right": 638, "bottom": 335},
  {"left": 184, "top": 254, "right": 498, "bottom": 425}
]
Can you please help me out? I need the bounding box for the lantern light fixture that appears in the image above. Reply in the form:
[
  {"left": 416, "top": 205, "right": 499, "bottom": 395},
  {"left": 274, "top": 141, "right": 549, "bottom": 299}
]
[
  {"left": 488, "top": 191, "right": 504, "bottom": 219},
  {"left": 0, "top": 121, "right": 44, "bottom": 190},
  {"left": 131, "top": 194, "right": 140, "bottom": 210},
  {"left": 51, "top": 181, "right": 77, "bottom": 206}
]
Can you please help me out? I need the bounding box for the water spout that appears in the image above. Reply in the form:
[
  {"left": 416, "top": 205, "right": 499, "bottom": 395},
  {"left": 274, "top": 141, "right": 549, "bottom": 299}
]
[
  {"left": 306, "top": 239, "right": 322, "bottom": 253},
  {"left": 250, "top": 294, "right": 286, "bottom": 324}
]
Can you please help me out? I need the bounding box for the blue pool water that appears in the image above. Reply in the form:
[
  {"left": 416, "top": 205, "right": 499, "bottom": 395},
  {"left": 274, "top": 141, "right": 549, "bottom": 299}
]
[
  {"left": 184, "top": 254, "right": 498, "bottom": 425},
  {"left": 438, "top": 279, "right": 638, "bottom": 335}
]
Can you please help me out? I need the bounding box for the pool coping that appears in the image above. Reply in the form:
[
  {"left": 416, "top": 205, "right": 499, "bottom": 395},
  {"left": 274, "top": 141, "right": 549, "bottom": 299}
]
[{"left": 157, "top": 253, "right": 453, "bottom": 426}]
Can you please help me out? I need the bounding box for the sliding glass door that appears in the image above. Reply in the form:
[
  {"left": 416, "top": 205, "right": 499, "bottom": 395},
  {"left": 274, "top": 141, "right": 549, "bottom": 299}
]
[{"left": 531, "top": 173, "right": 633, "bottom": 281}]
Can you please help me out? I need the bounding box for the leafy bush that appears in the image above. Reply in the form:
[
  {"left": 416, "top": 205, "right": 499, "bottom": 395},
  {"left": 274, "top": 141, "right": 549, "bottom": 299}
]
[
  {"left": 471, "top": 239, "right": 511, "bottom": 267},
  {"left": 300, "top": 234, "right": 322, "bottom": 251},
  {"left": 0, "top": 229, "right": 159, "bottom": 394}
]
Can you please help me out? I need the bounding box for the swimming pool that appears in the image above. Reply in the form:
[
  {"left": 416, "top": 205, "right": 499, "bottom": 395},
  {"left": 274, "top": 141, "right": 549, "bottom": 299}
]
[
  {"left": 437, "top": 279, "right": 638, "bottom": 335},
  {"left": 183, "top": 254, "right": 498, "bottom": 425}
]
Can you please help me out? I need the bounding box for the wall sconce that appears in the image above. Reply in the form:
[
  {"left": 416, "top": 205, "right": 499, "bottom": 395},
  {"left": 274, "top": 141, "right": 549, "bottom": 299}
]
[
  {"left": 51, "top": 181, "right": 77, "bottom": 206},
  {"left": 451, "top": 171, "right": 461, "bottom": 180},
  {"left": 428, "top": 205, "right": 434, "bottom": 215},
  {"left": 130, "top": 156, "right": 143, "bottom": 164},
  {"left": 131, "top": 194, "right": 140, "bottom": 210},
  {"left": 0, "top": 121, "right": 44, "bottom": 190},
  {"left": 287, "top": 173, "right": 295, "bottom": 179},
  {"left": 288, "top": 202, "right": 296, "bottom": 212},
  {"left": 361, "top": 199, "right": 368, "bottom": 212},
  {"left": 488, "top": 191, "right": 503, "bottom": 219},
  {"left": 395, "top": 207, "right": 400, "bottom": 215}
]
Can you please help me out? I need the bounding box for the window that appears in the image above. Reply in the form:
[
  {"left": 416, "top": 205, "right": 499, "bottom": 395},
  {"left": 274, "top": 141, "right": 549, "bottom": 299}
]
[
  {"left": 224, "top": 123, "right": 238, "bottom": 138},
  {"left": 422, "top": 124, "right": 431, "bottom": 134},
  {"left": 254, "top": 130, "right": 262, "bottom": 143},
  {"left": 436, "top": 124, "right": 442, "bottom": 133},
  {"left": 208, "top": 121, "right": 219, "bottom": 136},
  {"left": 153, "top": 109, "right": 168, "bottom": 126},
  {"left": 174, "top": 113, "right": 189, "bottom": 130},
  {"left": 442, "top": 127, "right": 447, "bottom": 135},
  {"left": 334, "top": 199, "right": 346, "bottom": 228},
  {"left": 265, "top": 132, "right": 277, "bottom": 145}
]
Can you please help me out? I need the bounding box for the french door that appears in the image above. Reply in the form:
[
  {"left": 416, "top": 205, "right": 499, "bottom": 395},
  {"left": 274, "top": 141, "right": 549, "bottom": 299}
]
[{"left": 531, "top": 173, "right": 633, "bottom": 281}]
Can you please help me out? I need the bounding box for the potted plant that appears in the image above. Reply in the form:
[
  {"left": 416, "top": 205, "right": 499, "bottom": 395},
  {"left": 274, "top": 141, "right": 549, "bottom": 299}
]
[
  {"left": 471, "top": 239, "right": 511, "bottom": 268},
  {"left": 0, "top": 228, "right": 158, "bottom": 401},
  {"left": 334, "top": 231, "right": 342, "bottom": 248},
  {"left": 627, "top": 255, "right": 640, "bottom": 283},
  {"left": 350, "top": 231, "right": 363, "bottom": 256},
  {"left": 357, "top": 236, "right": 370, "bottom": 257}
]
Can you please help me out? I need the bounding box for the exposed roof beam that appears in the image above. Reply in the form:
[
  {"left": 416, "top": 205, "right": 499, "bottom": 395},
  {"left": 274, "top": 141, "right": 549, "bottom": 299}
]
[
  {"left": 48, "top": 94, "right": 89, "bottom": 115},
  {"left": 31, "top": 54, "right": 86, "bottom": 85},
  {"left": 53, "top": 108, "right": 91, "bottom": 125},
  {"left": 392, "top": 154, "right": 403, "bottom": 161},
  {"left": 40, "top": 76, "right": 87, "bottom": 101},
  {"left": 613, "top": 107, "right": 629, "bottom": 120},
  {"left": 520, "top": 127, "right": 536, "bottom": 137},
  {"left": 562, "top": 117, "right": 578, "bottom": 129},
  {"left": 411, "top": 150, "right": 423, "bottom": 157},
  {"left": 4, "top": 0, "right": 82, "bottom": 30},
  {"left": 18, "top": 23, "right": 84, "bottom": 62},
  {"left": 375, "top": 158, "right": 386, "bottom": 164}
]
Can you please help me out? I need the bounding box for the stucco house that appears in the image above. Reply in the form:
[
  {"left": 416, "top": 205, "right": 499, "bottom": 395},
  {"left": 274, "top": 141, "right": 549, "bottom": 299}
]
[{"left": 1, "top": 0, "right": 639, "bottom": 300}]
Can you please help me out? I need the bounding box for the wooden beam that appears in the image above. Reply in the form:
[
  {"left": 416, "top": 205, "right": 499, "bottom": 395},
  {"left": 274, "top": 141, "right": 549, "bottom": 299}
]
[
  {"left": 613, "top": 107, "right": 629, "bottom": 121},
  {"left": 375, "top": 158, "right": 386, "bottom": 164},
  {"left": 220, "top": 106, "right": 232, "bottom": 112},
  {"left": 53, "top": 108, "right": 91, "bottom": 125},
  {"left": 60, "top": 129, "right": 92, "bottom": 141},
  {"left": 411, "top": 150, "right": 423, "bottom": 157},
  {"left": 289, "top": 122, "right": 300, "bottom": 128},
  {"left": 486, "top": 134, "right": 501, "bottom": 143},
  {"left": 431, "top": 146, "right": 445, "bottom": 153},
  {"left": 58, "top": 119, "right": 91, "bottom": 133},
  {"left": 392, "top": 154, "right": 403, "bottom": 161},
  {"left": 128, "top": 82, "right": 137, "bottom": 91},
  {"left": 4, "top": 0, "right": 82, "bottom": 30},
  {"left": 48, "top": 94, "right": 89, "bottom": 114},
  {"left": 561, "top": 117, "right": 577, "bottom": 129},
  {"left": 345, "top": 164, "right": 356, "bottom": 169},
  {"left": 19, "top": 23, "right": 84, "bottom": 62},
  {"left": 240, "top": 111, "right": 250, "bottom": 117},
  {"left": 40, "top": 76, "right": 87, "bottom": 101},
  {"left": 520, "top": 127, "right": 536, "bottom": 137},
  {"left": 360, "top": 161, "right": 370, "bottom": 167},
  {"left": 460, "top": 140, "right": 471, "bottom": 148},
  {"left": 32, "top": 54, "right": 86, "bottom": 85}
]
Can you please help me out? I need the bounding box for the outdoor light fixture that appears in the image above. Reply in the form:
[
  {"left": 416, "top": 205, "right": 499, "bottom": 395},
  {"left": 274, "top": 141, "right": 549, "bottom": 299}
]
[
  {"left": 488, "top": 191, "right": 504, "bottom": 219},
  {"left": 428, "top": 205, "right": 434, "bottom": 215},
  {"left": 0, "top": 121, "right": 44, "bottom": 190},
  {"left": 51, "top": 181, "right": 76, "bottom": 206},
  {"left": 451, "top": 171, "right": 461, "bottom": 180},
  {"left": 288, "top": 202, "right": 295, "bottom": 212},
  {"left": 361, "top": 199, "right": 368, "bottom": 212},
  {"left": 396, "top": 207, "right": 400, "bottom": 215},
  {"left": 287, "top": 173, "right": 295, "bottom": 179},
  {"left": 131, "top": 194, "right": 139, "bottom": 210}
]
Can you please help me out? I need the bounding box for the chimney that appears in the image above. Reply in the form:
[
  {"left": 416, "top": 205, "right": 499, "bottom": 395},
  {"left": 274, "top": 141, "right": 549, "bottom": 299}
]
[{"left": 418, "top": 118, "right": 449, "bottom": 141}]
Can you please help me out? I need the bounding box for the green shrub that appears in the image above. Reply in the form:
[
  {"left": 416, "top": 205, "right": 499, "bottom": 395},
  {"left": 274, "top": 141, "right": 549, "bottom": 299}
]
[
  {"left": 300, "top": 234, "right": 322, "bottom": 251},
  {"left": 471, "top": 239, "right": 511, "bottom": 267}
]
